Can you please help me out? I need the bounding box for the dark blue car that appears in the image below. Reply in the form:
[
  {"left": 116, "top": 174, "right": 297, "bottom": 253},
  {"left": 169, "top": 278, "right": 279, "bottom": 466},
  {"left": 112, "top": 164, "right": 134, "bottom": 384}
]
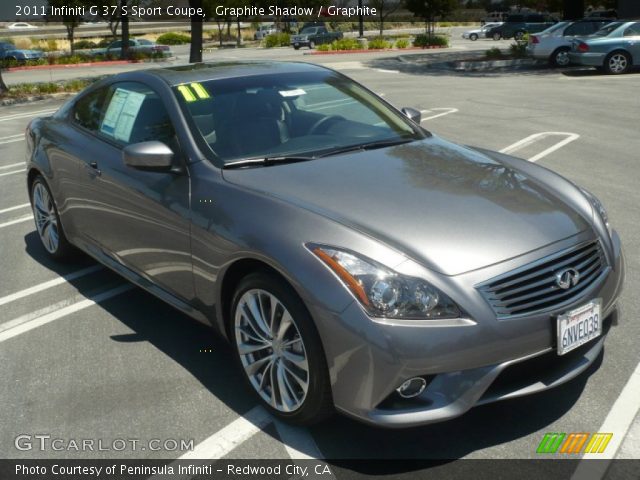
[{"left": 0, "top": 41, "right": 44, "bottom": 64}]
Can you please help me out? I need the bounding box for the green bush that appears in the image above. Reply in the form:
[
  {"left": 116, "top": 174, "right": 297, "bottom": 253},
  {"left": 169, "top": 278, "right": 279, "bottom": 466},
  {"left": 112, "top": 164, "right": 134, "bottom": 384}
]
[
  {"left": 316, "top": 43, "right": 332, "bottom": 51},
  {"left": 509, "top": 41, "right": 528, "bottom": 58},
  {"left": 332, "top": 38, "right": 360, "bottom": 50},
  {"left": 156, "top": 32, "right": 191, "bottom": 45},
  {"left": 368, "top": 37, "right": 391, "bottom": 50},
  {"left": 413, "top": 34, "right": 449, "bottom": 48},
  {"left": 395, "top": 38, "right": 410, "bottom": 49},
  {"left": 73, "top": 40, "right": 97, "bottom": 50},
  {"left": 485, "top": 47, "right": 504, "bottom": 59},
  {"left": 264, "top": 32, "right": 290, "bottom": 48}
]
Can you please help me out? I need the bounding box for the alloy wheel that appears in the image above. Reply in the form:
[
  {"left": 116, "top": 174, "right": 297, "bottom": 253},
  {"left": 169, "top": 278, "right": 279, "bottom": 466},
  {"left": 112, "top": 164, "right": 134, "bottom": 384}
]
[
  {"left": 234, "top": 289, "right": 310, "bottom": 412},
  {"left": 32, "top": 182, "right": 60, "bottom": 254},
  {"left": 555, "top": 49, "right": 570, "bottom": 67},
  {"left": 607, "top": 53, "right": 628, "bottom": 74}
]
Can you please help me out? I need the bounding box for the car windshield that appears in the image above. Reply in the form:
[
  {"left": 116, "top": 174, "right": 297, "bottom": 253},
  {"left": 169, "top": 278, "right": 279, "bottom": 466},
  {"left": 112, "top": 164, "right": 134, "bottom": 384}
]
[
  {"left": 301, "top": 28, "right": 317, "bottom": 34},
  {"left": 593, "top": 22, "right": 622, "bottom": 36},
  {"left": 174, "top": 70, "right": 424, "bottom": 164}
]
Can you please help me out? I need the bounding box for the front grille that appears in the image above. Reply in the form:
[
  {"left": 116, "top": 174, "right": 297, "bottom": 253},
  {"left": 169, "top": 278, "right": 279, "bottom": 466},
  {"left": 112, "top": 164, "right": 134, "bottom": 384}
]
[{"left": 479, "top": 240, "right": 607, "bottom": 317}]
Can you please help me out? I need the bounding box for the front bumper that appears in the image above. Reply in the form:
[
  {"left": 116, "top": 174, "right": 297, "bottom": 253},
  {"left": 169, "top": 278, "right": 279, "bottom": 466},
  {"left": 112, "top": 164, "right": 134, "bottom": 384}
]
[
  {"left": 316, "top": 231, "right": 624, "bottom": 428},
  {"left": 569, "top": 52, "right": 606, "bottom": 66}
]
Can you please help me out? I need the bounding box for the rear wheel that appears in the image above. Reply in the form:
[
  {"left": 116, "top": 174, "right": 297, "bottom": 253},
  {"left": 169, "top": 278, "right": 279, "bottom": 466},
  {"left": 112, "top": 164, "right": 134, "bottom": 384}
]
[
  {"left": 30, "top": 175, "right": 74, "bottom": 259},
  {"left": 514, "top": 31, "right": 525, "bottom": 41},
  {"left": 550, "top": 47, "right": 571, "bottom": 67},
  {"left": 604, "top": 51, "right": 630, "bottom": 74},
  {"left": 231, "top": 272, "right": 333, "bottom": 425}
]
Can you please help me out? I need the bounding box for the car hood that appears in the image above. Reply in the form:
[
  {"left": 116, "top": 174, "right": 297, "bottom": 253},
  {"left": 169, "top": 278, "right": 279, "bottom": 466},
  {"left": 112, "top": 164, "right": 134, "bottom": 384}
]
[{"left": 222, "top": 136, "right": 589, "bottom": 275}]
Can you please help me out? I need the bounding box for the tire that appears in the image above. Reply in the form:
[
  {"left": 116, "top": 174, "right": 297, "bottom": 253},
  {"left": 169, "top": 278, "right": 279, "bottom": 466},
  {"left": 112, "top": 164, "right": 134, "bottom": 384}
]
[
  {"left": 293, "top": 45, "right": 300, "bottom": 50},
  {"left": 30, "top": 175, "right": 74, "bottom": 260},
  {"left": 492, "top": 32, "right": 502, "bottom": 41},
  {"left": 514, "top": 31, "right": 525, "bottom": 41},
  {"left": 604, "top": 51, "right": 631, "bottom": 75},
  {"left": 230, "top": 272, "right": 333, "bottom": 425},
  {"left": 309, "top": 40, "right": 315, "bottom": 49},
  {"left": 550, "top": 47, "right": 571, "bottom": 67},
  {"left": 470, "top": 33, "right": 478, "bottom": 41}
]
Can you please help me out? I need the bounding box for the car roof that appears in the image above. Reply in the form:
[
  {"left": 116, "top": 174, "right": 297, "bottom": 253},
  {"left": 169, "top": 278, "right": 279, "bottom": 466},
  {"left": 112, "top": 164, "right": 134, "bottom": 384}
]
[{"left": 144, "top": 61, "right": 327, "bottom": 86}]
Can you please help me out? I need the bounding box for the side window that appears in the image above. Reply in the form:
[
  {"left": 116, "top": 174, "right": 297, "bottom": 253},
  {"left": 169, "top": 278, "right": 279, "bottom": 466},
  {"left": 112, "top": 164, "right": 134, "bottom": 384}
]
[
  {"left": 72, "top": 87, "right": 108, "bottom": 132},
  {"left": 623, "top": 24, "right": 640, "bottom": 37},
  {"left": 99, "top": 82, "right": 175, "bottom": 147},
  {"left": 110, "top": 41, "right": 121, "bottom": 48},
  {"left": 565, "top": 23, "right": 591, "bottom": 36}
]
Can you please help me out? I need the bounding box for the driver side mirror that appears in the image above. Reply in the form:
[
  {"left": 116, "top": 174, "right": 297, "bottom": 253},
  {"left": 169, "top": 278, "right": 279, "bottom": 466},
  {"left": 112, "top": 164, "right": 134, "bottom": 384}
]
[
  {"left": 401, "top": 107, "right": 422, "bottom": 125},
  {"left": 123, "top": 141, "right": 174, "bottom": 172}
]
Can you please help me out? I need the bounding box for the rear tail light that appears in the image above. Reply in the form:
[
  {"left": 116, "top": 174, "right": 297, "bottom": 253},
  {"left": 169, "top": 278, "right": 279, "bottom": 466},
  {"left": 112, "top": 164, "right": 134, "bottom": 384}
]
[
  {"left": 578, "top": 42, "right": 589, "bottom": 52},
  {"left": 530, "top": 35, "right": 539, "bottom": 44}
]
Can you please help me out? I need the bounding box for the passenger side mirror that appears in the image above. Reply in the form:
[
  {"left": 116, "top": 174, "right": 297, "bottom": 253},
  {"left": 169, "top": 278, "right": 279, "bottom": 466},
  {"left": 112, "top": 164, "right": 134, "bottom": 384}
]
[
  {"left": 123, "top": 141, "right": 174, "bottom": 172},
  {"left": 402, "top": 107, "right": 421, "bottom": 125}
]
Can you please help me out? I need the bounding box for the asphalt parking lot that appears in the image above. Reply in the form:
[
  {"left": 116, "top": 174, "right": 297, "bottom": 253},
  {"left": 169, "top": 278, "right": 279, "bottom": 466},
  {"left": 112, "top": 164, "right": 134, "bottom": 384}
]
[{"left": 1, "top": 50, "right": 639, "bottom": 475}]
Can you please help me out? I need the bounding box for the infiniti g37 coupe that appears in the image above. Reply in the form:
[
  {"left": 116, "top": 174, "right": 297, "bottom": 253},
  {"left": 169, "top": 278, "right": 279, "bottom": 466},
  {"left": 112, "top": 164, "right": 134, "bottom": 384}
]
[{"left": 25, "top": 62, "right": 624, "bottom": 427}]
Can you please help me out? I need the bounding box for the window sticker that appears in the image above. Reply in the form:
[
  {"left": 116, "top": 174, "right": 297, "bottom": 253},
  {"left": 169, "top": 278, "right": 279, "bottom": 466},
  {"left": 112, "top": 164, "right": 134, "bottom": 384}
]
[
  {"left": 190, "top": 82, "right": 210, "bottom": 99},
  {"left": 279, "top": 88, "right": 307, "bottom": 97},
  {"left": 100, "top": 88, "right": 146, "bottom": 142},
  {"left": 177, "top": 85, "right": 196, "bottom": 102}
]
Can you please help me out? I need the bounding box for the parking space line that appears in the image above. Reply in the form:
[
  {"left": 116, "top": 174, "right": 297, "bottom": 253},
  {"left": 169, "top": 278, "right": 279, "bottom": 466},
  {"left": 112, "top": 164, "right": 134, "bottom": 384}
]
[
  {"left": 570, "top": 361, "right": 640, "bottom": 479},
  {"left": 0, "top": 109, "right": 57, "bottom": 123},
  {"left": 0, "top": 162, "right": 25, "bottom": 170},
  {"left": 178, "top": 406, "right": 272, "bottom": 459},
  {"left": 420, "top": 108, "right": 459, "bottom": 121},
  {"left": 0, "top": 214, "right": 32, "bottom": 229},
  {"left": 0, "top": 135, "right": 24, "bottom": 145},
  {"left": 0, "top": 203, "right": 29, "bottom": 214},
  {"left": 0, "top": 265, "right": 103, "bottom": 307},
  {"left": 499, "top": 132, "right": 580, "bottom": 162},
  {"left": 0, "top": 169, "right": 26, "bottom": 178},
  {"left": 0, "top": 284, "right": 134, "bottom": 343}
]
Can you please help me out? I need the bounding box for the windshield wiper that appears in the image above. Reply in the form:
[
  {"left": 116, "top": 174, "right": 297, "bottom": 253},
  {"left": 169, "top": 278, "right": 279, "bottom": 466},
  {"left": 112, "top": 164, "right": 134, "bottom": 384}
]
[
  {"left": 223, "top": 156, "right": 315, "bottom": 169},
  {"left": 318, "top": 137, "right": 415, "bottom": 158}
]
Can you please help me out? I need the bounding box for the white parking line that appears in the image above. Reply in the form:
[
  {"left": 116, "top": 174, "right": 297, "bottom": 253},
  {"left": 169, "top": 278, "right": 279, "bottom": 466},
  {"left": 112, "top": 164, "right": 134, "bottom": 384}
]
[
  {"left": 571, "top": 361, "right": 640, "bottom": 479},
  {"left": 0, "top": 203, "right": 29, "bottom": 214},
  {"left": 499, "top": 132, "right": 580, "bottom": 162},
  {"left": 375, "top": 69, "right": 399, "bottom": 74},
  {"left": 0, "top": 134, "right": 24, "bottom": 145},
  {"left": 0, "top": 214, "right": 32, "bottom": 229},
  {"left": 0, "top": 265, "right": 103, "bottom": 307},
  {"left": 0, "top": 162, "right": 25, "bottom": 170},
  {"left": 0, "top": 284, "right": 133, "bottom": 343},
  {"left": 0, "top": 109, "right": 57, "bottom": 123},
  {"left": 420, "top": 108, "right": 459, "bottom": 121},
  {"left": 179, "top": 406, "right": 273, "bottom": 459},
  {"left": 0, "top": 169, "right": 26, "bottom": 178}
]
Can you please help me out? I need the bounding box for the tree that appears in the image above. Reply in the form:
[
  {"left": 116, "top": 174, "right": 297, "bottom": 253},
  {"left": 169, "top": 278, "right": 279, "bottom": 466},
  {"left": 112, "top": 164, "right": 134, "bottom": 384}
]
[
  {"left": 0, "top": 69, "right": 8, "bottom": 96},
  {"left": 47, "top": 0, "right": 88, "bottom": 54},
  {"left": 405, "top": 0, "right": 458, "bottom": 40},
  {"left": 563, "top": 0, "right": 584, "bottom": 19},
  {"left": 370, "top": 0, "right": 404, "bottom": 35}
]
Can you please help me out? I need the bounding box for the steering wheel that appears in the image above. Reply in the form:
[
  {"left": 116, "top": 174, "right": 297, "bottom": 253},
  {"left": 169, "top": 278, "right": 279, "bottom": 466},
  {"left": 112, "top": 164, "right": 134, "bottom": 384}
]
[{"left": 308, "top": 115, "right": 343, "bottom": 135}]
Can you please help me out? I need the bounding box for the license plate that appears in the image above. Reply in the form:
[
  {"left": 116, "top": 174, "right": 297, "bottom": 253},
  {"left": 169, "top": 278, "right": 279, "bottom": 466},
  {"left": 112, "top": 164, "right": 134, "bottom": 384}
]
[{"left": 557, "top": 299, "right": 602, "bottom": 355}]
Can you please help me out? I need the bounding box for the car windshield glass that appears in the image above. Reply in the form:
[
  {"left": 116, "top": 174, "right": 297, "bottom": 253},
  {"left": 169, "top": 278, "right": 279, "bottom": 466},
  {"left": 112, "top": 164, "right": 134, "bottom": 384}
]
[
  {"left": 544, "top": 22, "right": 568, "bottom": 34},
  {"left": 174, "top": 70, "right": 424, "bottom": 164},
  {"left": 300, "top": 28, "right": 317, "bottom": 34},
  {"left": 593, "top": 22, "right": 622, "bottom": 36}
]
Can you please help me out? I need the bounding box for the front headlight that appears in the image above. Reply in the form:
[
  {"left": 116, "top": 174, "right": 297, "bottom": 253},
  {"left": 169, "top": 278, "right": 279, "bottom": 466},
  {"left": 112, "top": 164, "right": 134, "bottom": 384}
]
[
  {"left": 308, "top": 245, "right": 461, "bottom": 320},
  {"left": 580, "top": 188, "right": 611, "bottom": 233}
]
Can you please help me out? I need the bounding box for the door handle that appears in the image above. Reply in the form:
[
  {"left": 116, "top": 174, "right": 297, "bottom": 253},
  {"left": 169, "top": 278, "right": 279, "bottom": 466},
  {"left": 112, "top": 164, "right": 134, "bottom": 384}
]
[{"left": 86, "top": 161, "right": 101, "bottom": 177}]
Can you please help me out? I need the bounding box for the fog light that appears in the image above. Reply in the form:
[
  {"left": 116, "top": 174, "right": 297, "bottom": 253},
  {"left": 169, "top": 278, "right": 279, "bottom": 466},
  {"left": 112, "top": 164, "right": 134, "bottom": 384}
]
[{"left": 396, "top": 377, "right": 427, "bottom": 399}]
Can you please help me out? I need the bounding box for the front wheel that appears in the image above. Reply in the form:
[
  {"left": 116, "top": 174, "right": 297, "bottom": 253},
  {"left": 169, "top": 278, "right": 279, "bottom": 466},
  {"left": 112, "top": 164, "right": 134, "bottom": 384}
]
[
  {"left": 231, "top": 272, "right": 333, "bottom": 425},
  {"left": 309, "top": 40, "right": 315, "bottom": 49},
  {"left": 604, "top": 51, "right": 630, "bottom": 74},
  {"left": 492, "top": 32, "right": 502, "bottom": 41},
  {"left": 30, "top": 175, "right": 74, "bottom": 259},
  {"left": 469, "top": 33, "right": 478, "bottom": 41}
]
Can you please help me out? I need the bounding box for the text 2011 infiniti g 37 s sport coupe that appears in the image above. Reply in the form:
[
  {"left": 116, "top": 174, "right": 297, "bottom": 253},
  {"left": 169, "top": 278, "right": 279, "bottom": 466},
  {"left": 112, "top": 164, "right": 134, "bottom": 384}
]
[{"left": 25, "top": 62, "right": 624, "bottom": 427}]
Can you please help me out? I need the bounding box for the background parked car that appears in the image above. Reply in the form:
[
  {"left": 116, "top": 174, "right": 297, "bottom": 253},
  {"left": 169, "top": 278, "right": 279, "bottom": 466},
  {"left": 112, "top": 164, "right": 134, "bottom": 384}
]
[
  {"left": 290, "top": 26, "right": 343, "bottom": 49},
  {"left": 462, "top": 22, "right": 503, "bottom": 41},
  {"left": 569, "top": 21, "right": 640, "bottom": 74},
  {"left": 105, "top": 39, "right": 172, "bottom": 58},
  {"left": 6, "top": 22, "right": 38, "bottom": 30},
  {"left": 0, "top": 41, "right": 44, "bottom": 64},
  {"left": 585, "top": 9, "right": 617, "bottom": 20},
  {"left": 254, "top": 24, "right": 277, "bottom": 40},
  {"left": 487, "top": 13, "right": 557, "bottom": 40},
  {"left": 527, "top": 20, "right": 610, "bottom": 67},
  {"left": 481, "top": 12, "right": 508, "bottom": 25}
]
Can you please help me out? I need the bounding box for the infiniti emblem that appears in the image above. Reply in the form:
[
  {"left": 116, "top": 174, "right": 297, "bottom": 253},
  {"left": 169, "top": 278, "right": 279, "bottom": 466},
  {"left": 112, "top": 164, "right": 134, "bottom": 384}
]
[{"left": 555, "top": 268, "right": 580, "bottom": 290}]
